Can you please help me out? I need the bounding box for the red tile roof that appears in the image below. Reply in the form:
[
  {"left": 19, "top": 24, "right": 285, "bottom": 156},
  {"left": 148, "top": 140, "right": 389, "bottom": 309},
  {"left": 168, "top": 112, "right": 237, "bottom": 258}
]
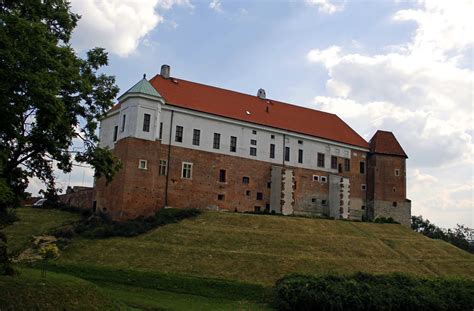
[
  {"left": 369, "top": 130, "right": 407, "bottom": 158},
  {"left": 109, "top": 75, "right": 369, "bottom": 149}
]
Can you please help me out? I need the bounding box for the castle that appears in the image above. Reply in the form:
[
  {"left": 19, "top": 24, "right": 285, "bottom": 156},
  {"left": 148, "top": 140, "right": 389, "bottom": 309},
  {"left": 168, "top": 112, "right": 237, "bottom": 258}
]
[{"left": 95, "top": 65, "right": 411, "bottom": 226}]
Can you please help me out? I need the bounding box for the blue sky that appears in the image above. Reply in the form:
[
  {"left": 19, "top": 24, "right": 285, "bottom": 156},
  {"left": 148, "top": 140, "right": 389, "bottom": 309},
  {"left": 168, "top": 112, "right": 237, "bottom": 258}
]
[{"left": 28, "top": 0, "right": 473, "bottom": 229}]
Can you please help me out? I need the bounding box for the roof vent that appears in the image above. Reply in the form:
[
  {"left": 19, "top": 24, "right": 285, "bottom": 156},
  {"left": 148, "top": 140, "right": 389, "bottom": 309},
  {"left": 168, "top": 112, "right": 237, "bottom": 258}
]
[
  {"left": 161, "top": 64, "right": 170, "bottom": 79},
  {"left": 257, "top": 88, "right": 266, "bottom": 99}
]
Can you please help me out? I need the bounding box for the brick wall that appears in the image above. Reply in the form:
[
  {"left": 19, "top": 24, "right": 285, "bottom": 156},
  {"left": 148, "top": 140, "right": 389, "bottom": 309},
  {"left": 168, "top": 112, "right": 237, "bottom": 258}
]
[{"left": 58, "top": 188, "right": 94, "bottom": 210}]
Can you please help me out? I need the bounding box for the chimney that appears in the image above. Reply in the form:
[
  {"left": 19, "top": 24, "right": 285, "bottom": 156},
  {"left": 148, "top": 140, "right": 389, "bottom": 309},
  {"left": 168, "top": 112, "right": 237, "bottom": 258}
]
[
  {"left": 257, "top": 88, "right": 266, "bottom": 99},
  {"left": 160, "top": 64, "right": 170, "bottom": 79}
]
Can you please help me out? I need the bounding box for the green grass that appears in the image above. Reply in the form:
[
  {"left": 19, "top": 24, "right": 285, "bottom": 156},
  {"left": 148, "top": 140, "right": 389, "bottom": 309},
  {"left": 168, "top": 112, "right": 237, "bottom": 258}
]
[
  {"left": 57, "top": 212, "right": 474, "bottom": 285},
  {"left": 3, "top": 207, "right": 80, "bottom": 255},
  {"left": 0, "top": 268, "right": 124, "bottom": 310}
]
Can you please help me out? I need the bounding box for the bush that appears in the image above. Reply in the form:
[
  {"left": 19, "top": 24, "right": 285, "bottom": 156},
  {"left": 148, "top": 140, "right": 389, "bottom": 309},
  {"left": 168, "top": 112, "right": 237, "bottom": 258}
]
[
  {"left": 374, "top": 217, "right": 399, "bottom": 224},
  {"left": 73, "top": 208, "right": 201, "bottom": 239},
  {"left": 275, "top": 273, "right": 474, "bottom": 311}
]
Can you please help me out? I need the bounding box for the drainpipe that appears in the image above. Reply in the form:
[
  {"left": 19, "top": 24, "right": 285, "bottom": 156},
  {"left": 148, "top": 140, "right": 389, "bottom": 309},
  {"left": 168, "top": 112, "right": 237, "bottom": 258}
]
[
  {"left": 164, "top": 110, "right": 174, "bottom": 207},
  {"left": 282, "top": 134, "right": 286, "bottom": 166}
]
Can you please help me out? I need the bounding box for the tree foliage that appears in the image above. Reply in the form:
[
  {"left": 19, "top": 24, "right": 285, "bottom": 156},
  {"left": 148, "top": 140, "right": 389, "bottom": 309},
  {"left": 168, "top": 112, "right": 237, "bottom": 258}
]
[
  {"left": 411, "top": 215, "right": 473, "bottom": 253},
  {"left": 0, "top": 0, "right": 121, "bottom": 210}
]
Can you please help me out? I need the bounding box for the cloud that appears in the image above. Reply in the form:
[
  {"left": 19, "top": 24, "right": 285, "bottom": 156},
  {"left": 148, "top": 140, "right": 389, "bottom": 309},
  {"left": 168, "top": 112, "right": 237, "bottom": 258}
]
[
  {"left": 70, "top": 0, "right": 192, "bottom": 57},
  {"left": 305, "top": 0, "right": 344, "bottom": 14},
  {"left": 306, "top": 0, "right": 473, "bottom": 227},
  {"left": 209, "top": 0, "right": 223, "bottom": 13}
]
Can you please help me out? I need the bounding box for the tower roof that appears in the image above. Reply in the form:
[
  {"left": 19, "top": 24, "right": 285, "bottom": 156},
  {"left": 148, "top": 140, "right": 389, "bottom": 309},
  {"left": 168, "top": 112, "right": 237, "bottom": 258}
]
[
  {"left": 369, "top": 130, "right": 407, "bottom": 158},
  {"left": 118, "top": 75, "right": 163, "bottom": 101}
]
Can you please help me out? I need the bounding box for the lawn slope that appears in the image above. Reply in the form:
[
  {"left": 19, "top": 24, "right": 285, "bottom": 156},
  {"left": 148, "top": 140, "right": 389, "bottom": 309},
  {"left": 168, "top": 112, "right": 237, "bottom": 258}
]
[{"left": 57, "top": 212, "right": 473, "bottom": 285}]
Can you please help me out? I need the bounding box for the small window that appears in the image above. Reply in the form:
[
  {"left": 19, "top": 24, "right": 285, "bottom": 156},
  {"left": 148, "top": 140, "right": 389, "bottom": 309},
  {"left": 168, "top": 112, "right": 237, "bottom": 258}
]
[
  {"left": 254, "top": 206, "right": 261, "bottom": 212},
  {"left": 360, "top": 162, "right": 366, "bottom": 174},
  {"left": 246, "top": 190, "right": 251, "bottom": 196},
  {"left": 331, "top": 156, "right": 337, "bottom": 169},
  {"left": 175, "top": 125, "right": 183, "bottom": 142},
  {"left": 242, "top": 176, "right": 250, "bottom": 184},
  {"left": 256, "top": 192, "right": 263, "bottom": 200},
  {"left": 344, "top": 158, "right": 350, "bottom": 172},
  {"left": 361, "top": 205, "right": 365, "bottom": 210},
  {"left": 159, "top": 160, "right": 167, "bottom": 176},
  {"left": 182, "top": 162, "right": 193, "bottom": 179},
  {"left": 298, "top": 140, "right": 303, "bottom": 145},
  {"left": 361, "top": 184, "right": 367, "bottom": 191},
  {"left": 317, "top": 153, "right": 325, "bottom": 168},
  {"left": 265, "top": 204, "right": 270, "bottom": 212},
  {"left": 213, "top": 133, "right": 221, "bottom": 149},
  {"left": 321, "top": 176, "right": 327, "bottom": 183},
  {"left": 121, "top": 114, "right": 126, "bottom": 132},
  {"left": 392, "top": 187, "right": 396, "bottom": 192},
  {"left": 313, "top": 175, "right": 319, "bottom": 182},
  {"left": 270, "top": 144, "right": 275, "bottom": 159},
  {"left": 252, "top": 130, "right": 257, "bottom": 135},
  {"left": 251, "top": 139, "right": 257, "bottom": 145},
  {"left": 267, "top": 181, "right": 271, "bottom": 188},
  {"left": 218, "top": 194, "right": 225, "bottom": 201},
  {"left": 395, "top": 169, "right": 400, "bottom": 176},
  {"left": 321, "top": 200, "right": 327, "bottom": 205},
  {"left": 271, "top": 134, "right": 275, "bottom": 139},
  {"left": 138, "top": 159, "right": 147, "bottom": 170},
  {"left": 192, "top": 129, "right": 200, "bottom": 146},
  {"left": 298, "top": 149, "right": 303, "bottom": 164},
  {"left": 159, "top": 122, "right": 163, "bottom": 139},
  {"left": 311, "top": 198, "right": 316, "bottom": 203},
  {"left": 392, "top": 201, "right": 397, "bottom": 207},
  {"left": 143, "top": 113, "right": 151, "bottom": 132},
  {"left": 219, "top": 169, "right": 226, "bottom": 182},
  {"left": 113, "top": 126, "right": 118, "bottom": 142},
  {"left": 285, "top": 146, "right": 290, "bottom": 161},
  {"left": 230, "top": 136, "right": 237, "bottom": 152},
  {"left": 250, "top": 147, "right": 257, "bottom": 156}
]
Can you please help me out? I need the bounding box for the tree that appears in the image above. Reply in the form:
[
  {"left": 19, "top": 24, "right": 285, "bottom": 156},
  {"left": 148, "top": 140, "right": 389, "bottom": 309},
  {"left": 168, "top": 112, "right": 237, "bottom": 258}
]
[{"left": 0, "top": 0, "right": 121, "bottom": 272}]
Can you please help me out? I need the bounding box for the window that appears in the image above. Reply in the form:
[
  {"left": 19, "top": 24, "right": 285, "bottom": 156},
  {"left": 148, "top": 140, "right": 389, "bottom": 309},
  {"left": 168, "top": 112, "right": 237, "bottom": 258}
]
[
  {"left": 250, "top": 147, "right": 257, "bottom": 156},
  {"left": 344, "top": 158, "right": 350, "bottom": 171},
  {"left": 265, "top": 204, "right": 270, "bottom": 212},
  {"left": 361, "top": 205, "right": 365, "bottom": 210},
  {"left": 175, "top": 125, "right": 183, "bottom": 142},
  {"left": 252, "top": 130, "right": 257, "bottom": 135},
  {"left": 218, "top": 194, "right": 225, "bottom": 201},
  {"left": 312, "top": 198, "right": 316, "bottom": 203},
  {"left": 361, "top": 184, "right": 367, "bottom": 191},
  {"left": 317, "top": 153, "right": 325, "bottom": 167},
  {"left": 270, "top": 144, "right": 275, "bottom": 159},
  {"left": 250, "top": 139, "right": 257, "bottom": 146},
  {"left": 121, "top": 114, "right": 126, "bottom": 132},
  {"left": 159, "top": 122, "right": 163, "bottom": 140},
  {"left": 271, "top": 134, "right": 275, "bottom": 139},
  {"left": 321, "top": 176, "right": 327, "bottom": 183},
  {"left": 331, "top": 156, "right": 337, "bottom": 169},
  {"left": 321, "top": 200, "right": 327, "bottom": 205},
  {"left": 298, "top": 149, "right": 303, "bottom": 163},
  {"left": 192, "top": 129, "right": 200, "bottom": 146},
  {"left": 230, "top": 136, "right": 237, "bottom": 152},
  {"left": 213, "top": 133, "right": 221, "bottom": 149},
  {"left": 242, "top": 176, "right": 250, "bottom": 184},
  {"left": 159, "top": 160, "right": 167, "bottom": 176},
  {"left": 219, "top": 169, "right": 226, "bottom": 182},
  {"left": 246, "top": 190, "right": 251, "bottom": 196},
  {"left": 138, "top": 159, "right": 147, "bottom": 170},
  {"left": 113, "top": 126, "right": 118, "bottom": 142},
  {"left": 267, "top": 181, "right": 271, "bottom": 188},
  {"left": 395, "top": 169, "right": 400, "bottom": 176},
  {"left": 285, "top": 147, "right": 290, "bottom": 161},
  {"left": 254, "top": 206, "right": 261, "bottom": 212},
  {"left": 392, "top": 201, "right": 397, "bottom": 207},
  {"left": 360, "top": 162, "right": 366, "bottom": 174},
  {"left": 182, "top": 162, "right": 192, "bottom": 179},
  {"left": 256, "top": 192, "right": 263, "bottom": 200},
  {"left": 298, "top": 140, "right": 303, "bottom": 145},
  {"left": 143, "top": 113, "right": 151, "bottom": 132},
  {"left": 313, "top": 175, "right": 319, "bottom": 182}
]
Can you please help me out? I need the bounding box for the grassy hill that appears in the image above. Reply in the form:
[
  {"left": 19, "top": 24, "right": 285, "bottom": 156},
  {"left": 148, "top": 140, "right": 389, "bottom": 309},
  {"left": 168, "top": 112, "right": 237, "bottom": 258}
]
[
  {"left": 3, "top": 207, "right": 473, "bottom": 310},
  {"left": 57, "top": 211, "right": 473, "bottom": 285}
]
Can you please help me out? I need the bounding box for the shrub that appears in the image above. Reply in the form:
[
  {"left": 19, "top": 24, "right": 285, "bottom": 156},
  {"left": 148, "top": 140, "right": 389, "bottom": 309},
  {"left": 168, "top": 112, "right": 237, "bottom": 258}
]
[
  {"left": 374, "top": 217, "right": 399, "bottom": 224},
  {"left": 275, "top": 273, "right": 474, "bottom": 311}
]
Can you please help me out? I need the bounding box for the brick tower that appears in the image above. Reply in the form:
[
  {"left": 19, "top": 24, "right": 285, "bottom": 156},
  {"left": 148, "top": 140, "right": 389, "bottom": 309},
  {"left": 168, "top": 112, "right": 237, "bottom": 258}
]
[{"left": 366, "top": 130, "right": 411, "bottom": 226}]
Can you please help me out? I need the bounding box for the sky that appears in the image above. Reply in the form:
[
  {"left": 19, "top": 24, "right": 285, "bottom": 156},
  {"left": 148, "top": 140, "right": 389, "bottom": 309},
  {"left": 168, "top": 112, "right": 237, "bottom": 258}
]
[{"left": 27, "top": 0, "right": 473, "bottom": 229}]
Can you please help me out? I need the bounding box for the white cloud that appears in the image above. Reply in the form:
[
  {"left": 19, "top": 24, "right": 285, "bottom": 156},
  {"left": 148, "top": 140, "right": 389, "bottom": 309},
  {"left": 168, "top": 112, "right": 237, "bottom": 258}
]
[
  {"left": 70, "top": 0, "right": 191, "bottom": 57},
  {"left": 307, "top": 0, "right": 474, "bottom": 227},
  {"left": 209, "top": 0, "right": 223, "bottom": 13},
  {"left": 305, "top": 0, "right": 344, "bottom": 14}
]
